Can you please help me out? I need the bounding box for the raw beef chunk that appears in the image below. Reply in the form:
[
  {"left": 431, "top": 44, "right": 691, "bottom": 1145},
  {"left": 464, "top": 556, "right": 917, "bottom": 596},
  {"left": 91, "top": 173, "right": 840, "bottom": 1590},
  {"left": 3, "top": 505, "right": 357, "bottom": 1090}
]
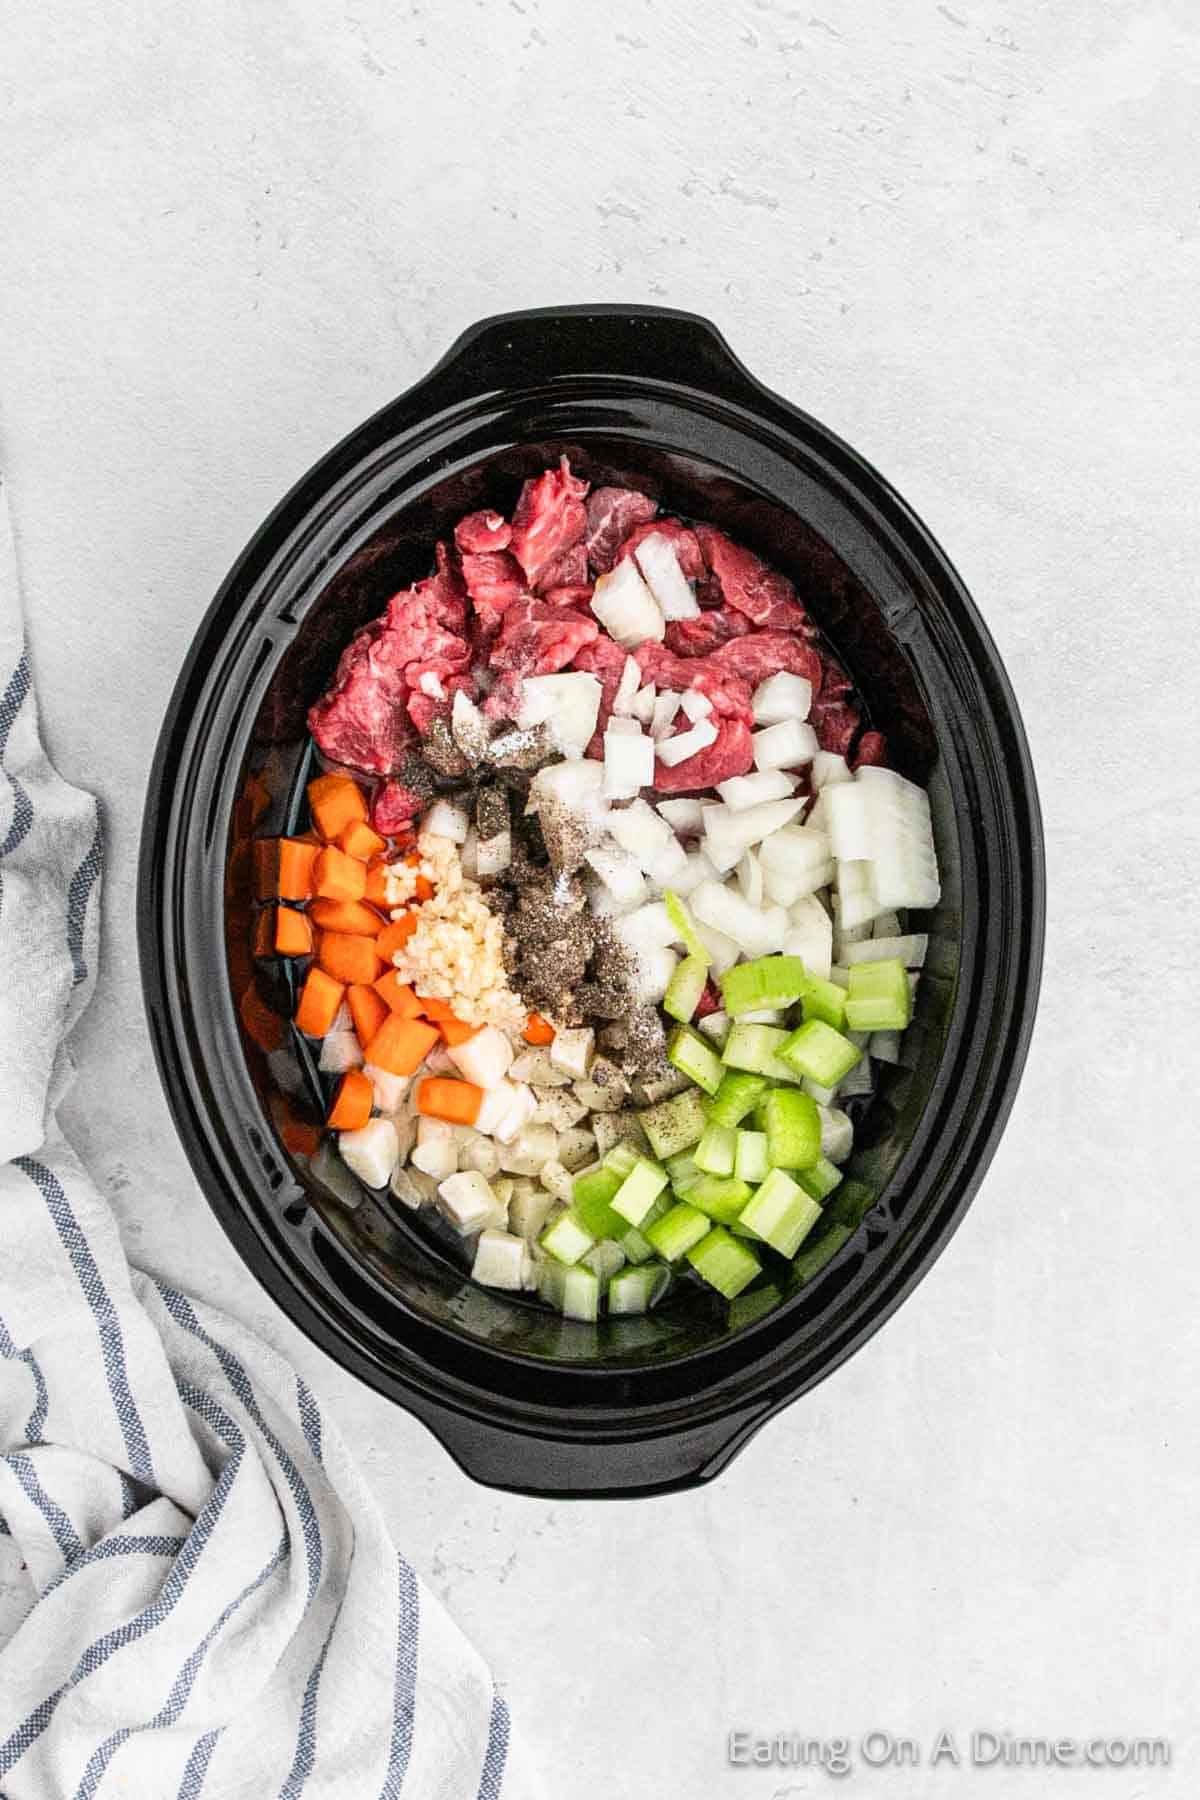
[
  {"left": 509, "top": 457, "right": 588, "bottom": 589},
  {"left": 585, "top": 486, "right": 658, "bottom": 573}
]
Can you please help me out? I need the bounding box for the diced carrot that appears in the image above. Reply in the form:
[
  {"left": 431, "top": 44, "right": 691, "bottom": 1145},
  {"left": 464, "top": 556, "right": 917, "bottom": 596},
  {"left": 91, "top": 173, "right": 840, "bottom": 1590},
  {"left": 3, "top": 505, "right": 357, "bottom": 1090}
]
[
  {"left": 347, "top": 982, "right": 390, "bottom": 1048},
  {"left": 522, "top": 1011, "right": 556, "bottom": 1045},
  {"left": 375, "top": 913, "right": 418, "bottom": 960},
  {"left": 253, "top": 907, "right": 275, "bottom": 958},
  {"left": 317, "top": 932, "right": 384, "bottom": 986},
  {"left": 278, "top": 839, "right": 319, "bottom": 901},
  {"left": 280, "top": 1118, "right": 322, "bottom": 1156},
  {"left": 327, "top": 1068, "right": 373, "bottom": 1130},
  {"left": 308, "top": 773, "right": 369, "bottom": 842},
  {"left": 240, "top": 983, "right": 284, "bottom": 1051},
  {"left": 415, "top": 1077, "right": 483, "bottom": 1126},
  {"left": 309, "top": 898, "right": 385, "bottom": 936},
  {"left": 416, "top": 993, "right": 458, "bottom": 1022},
  {"left": 364, "top": 1015, "right": 440, "bottom": 1077},
  {"left": 414, "top": 874, "right": 434, "bottom": 902},
  {"left": 363, "top": 858, "right": 392, "bottom": 907},
  {"left": 295, "top": 966, "right": 345, "bottom": 1037},
  {"left": 374, "top": 970, "right": 425, "bottom": 1017},
  {"left": 339, "top": 819, "right": 388, "bottom": 861},
  {"left": 275, "top": 907, "right": 314, "bottom": 957},
  {"left": 313, "top": 845, "right": 367, "bottom": 903},
  {"left": 439, "top": 1017, "right": 481, "bottom": 1047}
]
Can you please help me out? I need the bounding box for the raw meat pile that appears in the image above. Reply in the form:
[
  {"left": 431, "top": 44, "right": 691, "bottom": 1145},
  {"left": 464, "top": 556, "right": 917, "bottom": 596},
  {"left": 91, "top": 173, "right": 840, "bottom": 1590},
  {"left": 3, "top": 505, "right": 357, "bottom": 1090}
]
[{"left": 308, "top": 460, "right": 886, "bottom": 824}]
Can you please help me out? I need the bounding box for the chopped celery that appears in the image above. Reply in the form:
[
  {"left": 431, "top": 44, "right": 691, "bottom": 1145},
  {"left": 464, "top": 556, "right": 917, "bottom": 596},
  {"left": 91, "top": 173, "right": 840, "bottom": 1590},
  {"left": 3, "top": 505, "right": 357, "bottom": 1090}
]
[
  {"left": 739, "top": 1167, "right": 823, "bottom": 1257},
  {"left": 708, "top": 1069, "right": 770, "bottom": 1128},
  {"left": 800, "top": 972, "right": 848, "bottom": 1031},
  {"left": 793, "top": 1221, "right": 853, "bottom": 1284},
  {"left": 602, "top": 1142, "right": 641, "bottom": 1178},
  {"left": 645, "top": 1201, "right": 711, "bottom": 1263},
  {"left": 780, "top": 1019, "right": 862, "bottom": 1087},
  {"left": 663, "top": 954, "right": 709, "bottom": 1023},
  {"left": 666, "top": 1024, "right": 725, "bottom": 1096},
  {"left": 719, "top": 954, "right": 807, "bottom": 1018},
  {"left": 664, "top": 1149, "right": 700, "bottom": 1184},
  {"left": 694, "top": 1122, "right": 737, "bottom": 1177},
  {"left": 638, "top": 1088, "right": 707, "bottom": 1159},
  {"left": 536, "top": 1258, "right": 568, "bottom": 1308},
  {"left": 561, "top": 1265, "right": 600, "bottom": 1321},
  {"left": 664, "top": 890, "right": 710, "bottom": 962},
  {"left": 540, "top": 1208, "right": 596, "bottom": 1268},
  {"left": 727, "top": 1281, "right": 783, "bottom": 1329},
  {"left": 721, "top": 1021, "right": 791, "bottom": 1075},
  {"left": 844, "top": 957, "right": 911, "bottom": 1031},
  {"left": 611, "top": 1156, "right": 670, "bottom": 1227},
  {"left": 608, "top": 1263, "right": 670, "bottom": 1314},
  {"left": 620, "top": 1225, "right": 656, "bottom": 1265},
  {"left": 572, "top": 1168, "right": 627, "bottom": 1239},
  {"left": 733, "top": 1128, "right": 770, "bottom": 1185},
  {"left": 797, "top": 1155, "right": 844, "bottom": 1201},
  {"left": 762, "top": 1087, "right": 821, "bottom": 1170},
  {"left": 582, "top": 1239, "right": 626, "bottom": 1281},
  {"left": 687, "top": 1174, "right": 753, "bottom": 1224},
  {"left": 686, "top": 1226, "right": 761, "bottom": 1299}
]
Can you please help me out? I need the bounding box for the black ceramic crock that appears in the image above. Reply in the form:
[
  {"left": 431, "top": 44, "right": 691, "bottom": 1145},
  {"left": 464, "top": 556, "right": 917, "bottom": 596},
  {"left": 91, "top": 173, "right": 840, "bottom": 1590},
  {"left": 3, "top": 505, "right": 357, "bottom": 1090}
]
[{"left": 139, "top": 305, "right": 1044, "bottom": 1498}]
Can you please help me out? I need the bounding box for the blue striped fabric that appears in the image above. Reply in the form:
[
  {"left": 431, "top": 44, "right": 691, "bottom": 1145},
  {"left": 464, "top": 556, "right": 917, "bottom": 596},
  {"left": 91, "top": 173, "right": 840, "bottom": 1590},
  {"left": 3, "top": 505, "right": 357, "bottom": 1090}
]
[{"left": 0, "top": 479, "right": 533, "bottom": 1797}]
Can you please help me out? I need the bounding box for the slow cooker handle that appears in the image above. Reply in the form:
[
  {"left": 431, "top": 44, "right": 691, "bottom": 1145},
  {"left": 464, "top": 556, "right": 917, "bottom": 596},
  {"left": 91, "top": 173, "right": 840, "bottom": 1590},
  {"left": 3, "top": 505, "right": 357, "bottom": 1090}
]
[
  {"left": 416, "top": 304, "right": 769, "bottom": 411},
  {"left": 423, "top": 1396, "right": 779, "bottom": 1499}
]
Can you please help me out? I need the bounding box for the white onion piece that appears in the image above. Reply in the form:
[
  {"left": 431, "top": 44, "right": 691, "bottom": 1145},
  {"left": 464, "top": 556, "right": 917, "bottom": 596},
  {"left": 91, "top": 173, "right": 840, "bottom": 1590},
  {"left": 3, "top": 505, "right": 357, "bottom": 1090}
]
[
  {"left": 630, "top": 684, "right": 657, "bottom": 724},
  {"left": 447, "top": 1024, "right": 514, "bottom": 1090},
  {"left": 338, "top": 1118, "right": 399, "bottom": 1190},
  {"left": 856, "top": 766, "right": 941, "bottom": 910},
  {"left": 680, "top": 689, "right": 712, "bottom": 722},
  {"left": 716, "top": 769, "right": 796, "bottom": 812},
  {"left": 650, "top": 691, "right": 684, "bottom": 740},
  {"left": 421, "top": 798, "right": 470, "bottom": 843},
  {"left": 657, "top": 797, "right": 706, "bottom": 834},
  {"left": 811, "top": 750, "right": 852, "bottom": 789},
  {"left": 693, "top": 919, "right": 741, "bottom": 975},
  {"left": 612, "top": 655, "right": 641, "bottom": 715},
  {"left": 603, "top": 726, "right": 655, "bottom": 799},
  {"left": 607, "top": 799, "right": 686, "bottom": 877},
  {"left": 656, "top": 717, "right": 719, "bottom": 768},
  {"left": 690, "top": 880, "right": 789, "bottom": 957},
  {"left": 818, "top": 1106, "right": 854, "bottom": 1164},
  {"left": 752, "top": 671, "right": 813, "bottom": 725},
  {"left": 844, "top": 933, "right": 928, "bottom": 969},
  {"left": 835, "top": 859, "right": 888, "bottom": 932},
  {"left": 591, "top": 557, "right": 664, "bottom": 648},
  {"left": 605, "top": 715, "right": 642, "bottom": 736},
  {"left": 633, "top": 532, "right": 701, "bottom": 621},
  {"left": 702, "top": 796, "right": 808, "bottom": 873},
  {"left": 782, "top": 893, "right": 833, "bottom": 980},
  {"left": 824, "top": 783, "right": 875, "bottom": 861},
  {"left": 516, "top": 672, "right": 603, "bottom": 759},
  {"left": 753, "top": 719, "right": 819, "bottom": 772},
  {"left": 668, "top": 848, "right": 720, "bottom": 896},
  {"left": 471, "top": 1229, "right": 526, "bottom": 1289},
  {"left": 476, "top": 829, "right": 512, "bottom": 876},
  {"left": 584, "top": 842, "right": 647, "bottom": 907},
  {"left": 736, "top": 850, "right": 764, "bottom": 908}
]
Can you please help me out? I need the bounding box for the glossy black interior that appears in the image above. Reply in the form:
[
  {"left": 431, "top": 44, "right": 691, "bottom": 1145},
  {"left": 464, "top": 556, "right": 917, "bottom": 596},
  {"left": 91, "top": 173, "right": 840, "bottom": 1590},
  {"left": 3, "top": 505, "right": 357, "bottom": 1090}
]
[{"left": 140, "top": 307, "right": 1043, "bottom": 1494}]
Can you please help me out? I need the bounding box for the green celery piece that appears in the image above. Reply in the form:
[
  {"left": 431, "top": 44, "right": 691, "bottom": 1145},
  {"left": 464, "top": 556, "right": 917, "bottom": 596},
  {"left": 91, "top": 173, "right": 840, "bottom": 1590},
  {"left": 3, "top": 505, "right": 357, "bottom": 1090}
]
[
  {"left": 645, "top": 1201, "right": 711, "bottom": 1263},
  {"left": 664, "top": 1150, "right": 700, "bottom": 1183},
  {"left": 708, "top": 1070, "right": 770, "bottom": 1128},
  {"left": 620, "top": 1225, "right": 656, "bottom": 1265},
  {"left": 664, "top": 890, "right": 710, "bottom": 963},
  {"left": 666, "top": 1024, "right": 725, "bottom": 1096},
  {"left": 608, "top": 1263, "right": 670, "bottom": 1315},
  {"left": 694, "top": 1122, "right": 737, "bottom": 1177},
  {"left": 572, "top": 1168, "right": 627, "bottom": 1240},
  {"left": 740, "top": 1168, "right": 823, "bottom": 1257},
  {"left": 537, "top": 1258, "right": 568, "bottom": 1308},
  {"left": 844, "top": 958, "right": 911, "bottom": 1032},
  {"left": 561, "top": 1265, "right": 600, "bottom": 1322},
  {"left": 793, "top": 1221, "right": 853, "bottom": 1285},
  {"left": 611, "top": 1157, "right": 670, "bottom": 1227},
  {"left": 720, "top": 955, "right": 807, "bottom": 1017},
  {"left": 602, "top": 1141, "right": 641, "bottom": 1178},
  {"left": 638, "top": 1088, "right": 708, "bottom": 1159},
  {"left": 762, "top": 1087, "right": 822, "bottom": 1171},
  {"left": 800, "top": 972, "right": 848, "bottom": 1031},
  {"left": 663, "top": 954, "right": 709, "bottom": 1023},
  {"left": 721, "top": 1021, "right": 791, "bottom": 1075},
  {"left": 582, "top": 1238, "right": 626, "bottom": 1281},
  {"left": 780, "top": 1019, "right": 862, "bottom": 1087},
  {"left": 687, "top": 1174, "right": 753, "bottom": 1225},
  {"left": 734, "top": 1128, "right": 770, "bottom": 1185},
  {"left": 687, "top": 1226, "right": 761, "bottom": 1299},
  {"left": 540, "top": 1208, "right": 596, "bottom": 1268},
  {"left": 727, "top": 1281, "right": 783, "bottom": 1329},
  {"left": 797, "top": 1155, "right": 844, "bottom": 1202}
]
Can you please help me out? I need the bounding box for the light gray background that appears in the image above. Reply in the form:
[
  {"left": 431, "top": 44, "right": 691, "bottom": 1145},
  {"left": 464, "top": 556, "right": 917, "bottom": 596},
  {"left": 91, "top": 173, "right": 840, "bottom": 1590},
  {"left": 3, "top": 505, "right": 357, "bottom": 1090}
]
[{"left": 2, "top": 3, "right": 1197, "bottom": 1795}]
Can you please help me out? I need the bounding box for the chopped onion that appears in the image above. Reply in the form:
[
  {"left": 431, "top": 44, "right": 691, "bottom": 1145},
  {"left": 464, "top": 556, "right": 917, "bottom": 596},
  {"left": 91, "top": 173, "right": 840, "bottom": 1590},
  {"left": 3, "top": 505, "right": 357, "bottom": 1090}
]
[
  {"left": 656, "top": 716, "right": 719, "bottom": 768},
  {"left": 856, "top": 766, "right": 941, "bottom": 910},
  {"left": 702, "top": 795, "right": 807, "bottom": 873},
  {"left": 590, "top": 557, "right": 665, "bottom": 648},
  {"left": 630, "top": 684, "right": 657, "bottom": 724},
  {"left": 693, "top": 919, "right": 740, "bottom": 975},
  {"left": 657, "top": 797, "right": 706, "bottom": 833},
  {"left": 633, "top": 531, "right": 701, "bottom": 620},
  {"left": 668, "top": 847, "right": 719, "bottom": 896},
  {"left": 752, "top": 671, "right": 813, "bottom": 725},
  {"left": 611, "top": 655, "right": 641, "bottom": 716},
  {"left": 607, "top": 798, "right": 685, "bottom": 878},
  {"left": 810, "top": 750, "right": 852, "bottom": 790},
  {"left": 752, "top": 718, "right": 819, "bottom": 772},
  {"left": 476, "top": 828, "right": 512, "bottom": 876},
  {"left": 680, "top": 689, "right": 712, "bottom": 722},
  {"left": 690, "top": 880, "right": 789, "bottom": 957},
  {"left": 835, "top": 859, "right": 887, "bottom": 931},
  {"left": 736, "top": 850, "right": 764, "bottom": 908},
  {"left": 603, "top": 725, "right": 655, "bottom": 799},
  {"left": 781, "top": 893, "right": 833, "bottom": 979},
  {"left": 447, "top": 1024, "right": 514, "bottom": 1090},
  {"left": 516, "top": 672, "right": 603, "bottom": 759},
  {"left": 471, "top": 1229, "right": 527, "bottom": 1289},
  {"left": 717, "top": 769, "right": 796, "bottom": 812},
  {"left": 844, "top": 933, "right": 928, "bottom": 969},
  {"left": 584, "top": 842, "right": 647, "bottom": 907},
  {"left": 338, "top": 1118, "right": 399, "bottom": 1190},
  {"left": 650, "top": 691, "right": 684, "bottom": 740},
  {"left": 421, "top": 797, "right": 470, "bottom": 843}
]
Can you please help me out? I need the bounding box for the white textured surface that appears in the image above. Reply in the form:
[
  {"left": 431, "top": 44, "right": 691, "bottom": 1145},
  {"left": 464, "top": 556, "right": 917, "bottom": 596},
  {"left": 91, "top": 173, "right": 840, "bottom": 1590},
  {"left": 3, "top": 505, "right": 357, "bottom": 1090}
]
[{"left": 2, "top": 3, "right": 1197, "bottom": 1794}]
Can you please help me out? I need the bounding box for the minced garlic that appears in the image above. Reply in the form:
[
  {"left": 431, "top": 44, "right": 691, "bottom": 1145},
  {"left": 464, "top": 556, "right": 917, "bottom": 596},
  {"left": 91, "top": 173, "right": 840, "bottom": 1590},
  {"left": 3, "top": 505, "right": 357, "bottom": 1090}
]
[{"left": 384, "top": 833, "right": 524, "bottom": 1028}]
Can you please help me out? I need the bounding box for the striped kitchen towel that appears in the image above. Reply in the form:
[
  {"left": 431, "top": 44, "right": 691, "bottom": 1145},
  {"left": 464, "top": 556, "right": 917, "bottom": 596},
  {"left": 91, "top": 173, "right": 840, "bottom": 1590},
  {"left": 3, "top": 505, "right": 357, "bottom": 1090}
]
[{"left": 0, "top": 479, "right": 534, "bottom": 1799}]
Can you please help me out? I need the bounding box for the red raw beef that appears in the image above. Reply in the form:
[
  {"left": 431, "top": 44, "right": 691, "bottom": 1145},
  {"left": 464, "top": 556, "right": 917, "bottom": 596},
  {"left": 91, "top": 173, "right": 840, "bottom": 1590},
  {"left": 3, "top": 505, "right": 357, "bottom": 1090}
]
[
  {"left": 695, "top": 979, "right": 721, "bottom": 1018},
  {"left": 585, "top": 486, "right": 658, "bottom": 573},
  {"left": 853, "top": 729, "right": 887, "bottom": 768},
  {"left": 572, "top": 633, "right": 629, "bottom": 755},
  {"left": 484, "top": 598, "right": 599, "bottom": 718},
  {"left": 534, "top": 540, "right": 588, "bottom": 594},
  {"left": 664, "top": 608, "right": 754, "bottom": 657},
  {"left": 633, "top": 643, "right": 754, "bottom": 724},
  {"left": 544, "top": 583, "right": 594, "bottom": 609},
  {"left": 455, "top": 509, "right": 511, "bottom": 554},
  {"left": 614, "top": 518, "right": 705, "bottom": 581},
  {"left": 695, "top": 525, "right": 814, "bottom": 635},
  {"left": 710, "top": 631, "right": 823, "bottom": 692},
  {"left": 460, "top": 551, "right": 528, "bottom": 632},
  {"left": 653, "top": 718, "right": 753, "bottom": 793},
  {"left": 808, "top": 661, "right": 860, "bottom": 756},
  {"left": 372, "top": 779, "right": 421, "bottom": 835},
  {"left": 509, "top": 457, "right": 588, "bottom": 589}
]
